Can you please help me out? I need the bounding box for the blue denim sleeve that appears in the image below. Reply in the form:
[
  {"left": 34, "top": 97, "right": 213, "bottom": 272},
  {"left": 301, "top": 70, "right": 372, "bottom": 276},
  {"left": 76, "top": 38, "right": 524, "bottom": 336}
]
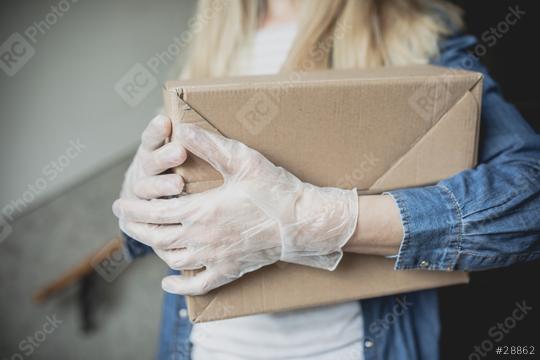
[
  {"left": 123, "top": 232, "right": 154, "bottom": 259},
  {"left": 388, "top": 34, "right": 540, "bottom": 272}
]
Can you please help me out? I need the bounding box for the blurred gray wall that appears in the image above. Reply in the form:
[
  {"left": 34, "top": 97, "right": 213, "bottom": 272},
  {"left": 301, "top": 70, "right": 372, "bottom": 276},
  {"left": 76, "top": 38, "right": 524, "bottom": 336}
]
[
  {"left": 0, "top": 0, "right": 196, "bottom": 358},
  {"left": 0, "top": 0, "right": 196, "bottom": 218},
  {"left": 0, "top": 156, "right": 170, "bottom": 359}
]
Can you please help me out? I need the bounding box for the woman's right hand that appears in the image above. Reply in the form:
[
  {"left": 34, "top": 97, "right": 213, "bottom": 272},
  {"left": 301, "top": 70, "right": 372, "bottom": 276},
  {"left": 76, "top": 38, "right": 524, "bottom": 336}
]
[{"left": 120, "top": 114, "right": 187, "bottom": 200}]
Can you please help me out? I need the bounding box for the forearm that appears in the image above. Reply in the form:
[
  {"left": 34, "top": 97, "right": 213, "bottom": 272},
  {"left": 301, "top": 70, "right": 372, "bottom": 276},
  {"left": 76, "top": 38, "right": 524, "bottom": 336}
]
[{"left": 343, "top": 195, "right": 403, "bottom": 256}]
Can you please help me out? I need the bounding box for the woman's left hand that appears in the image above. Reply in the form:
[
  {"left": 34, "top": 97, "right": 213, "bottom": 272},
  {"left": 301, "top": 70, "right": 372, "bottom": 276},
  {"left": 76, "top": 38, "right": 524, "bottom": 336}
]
[{"left": 113, "top": 123, "right": 358, "bottom": 295}]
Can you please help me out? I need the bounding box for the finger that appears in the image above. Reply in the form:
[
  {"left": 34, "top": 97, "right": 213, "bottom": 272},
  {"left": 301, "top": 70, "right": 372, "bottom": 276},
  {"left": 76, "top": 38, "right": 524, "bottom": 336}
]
[
  {"left": 120, "top": 221, "right": 188, "bottom": 248},
  {"left": 143, "top": 141, "right": 187, "bottom": 175},
  {"left": 133, "top": 174, "right": 184, "bottom": 199},
  {"left": 161, "top": 268, "right": 230, "bottom": 295},
  {"left": 112, "top": 196, "right": 201, "bottom": 224},
  {"left": 154, "top": 248, "right": 204, "bottom": 271},
  {"left": 176, "top": 123, "right": 245, "bottom": 176},
  {"left": 141, "top": 115, "right": 172, "bottom": 151}
]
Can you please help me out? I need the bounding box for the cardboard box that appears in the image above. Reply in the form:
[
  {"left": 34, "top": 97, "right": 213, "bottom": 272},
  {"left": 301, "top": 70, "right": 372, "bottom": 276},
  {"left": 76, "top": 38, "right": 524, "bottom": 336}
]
[{"left": 163, "top": 65, "right": 483, "bottom": 323}]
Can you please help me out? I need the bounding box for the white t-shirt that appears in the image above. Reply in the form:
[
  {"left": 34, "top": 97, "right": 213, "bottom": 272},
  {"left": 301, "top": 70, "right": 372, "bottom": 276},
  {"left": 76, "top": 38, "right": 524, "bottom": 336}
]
[{"left": 190, "top": 22, "right": 364, "bottom": 360}]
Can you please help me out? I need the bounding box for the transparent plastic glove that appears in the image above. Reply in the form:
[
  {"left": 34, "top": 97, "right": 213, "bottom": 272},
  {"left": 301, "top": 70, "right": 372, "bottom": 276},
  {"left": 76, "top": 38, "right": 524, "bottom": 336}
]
[
  {"left": 120, "top": 115, "right": 187, "bottom": 200},
  {"left": 113, "top": 123, "right": 358, "bottom": 295}
]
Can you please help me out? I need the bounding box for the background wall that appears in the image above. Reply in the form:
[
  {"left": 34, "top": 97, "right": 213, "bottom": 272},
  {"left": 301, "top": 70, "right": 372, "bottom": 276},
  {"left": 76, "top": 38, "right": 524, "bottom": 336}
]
[
  {"left": 0, "top": 0, "right": 196, "bottom": 218},
  {"left": 0, "top": 0, "right": 196, "bottom": 358}
]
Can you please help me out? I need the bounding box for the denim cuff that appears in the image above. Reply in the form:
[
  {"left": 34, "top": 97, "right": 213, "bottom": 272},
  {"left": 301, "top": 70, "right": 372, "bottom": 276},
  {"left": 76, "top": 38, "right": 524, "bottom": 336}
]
[
  {"left": 122, "top": 232, "right": 153, "bottom": 259},
  {"left": 385, "top": 185, "right": 463, "bottom": 271}
]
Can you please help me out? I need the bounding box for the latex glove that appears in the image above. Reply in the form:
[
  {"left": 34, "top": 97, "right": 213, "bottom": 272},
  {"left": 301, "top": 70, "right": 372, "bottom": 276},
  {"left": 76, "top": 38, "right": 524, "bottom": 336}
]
[
  {"left": 120, "top": 115, "right": 187, "bottom": 200},
  {"left": 113, "top": 123, "right": 358, "bottom": 295}
]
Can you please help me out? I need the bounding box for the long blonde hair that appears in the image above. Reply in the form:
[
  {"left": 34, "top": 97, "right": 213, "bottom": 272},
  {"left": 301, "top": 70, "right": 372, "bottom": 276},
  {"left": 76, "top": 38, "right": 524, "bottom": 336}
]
[{"left": 181, "top": 0, "right": 463, "bottom": 78}]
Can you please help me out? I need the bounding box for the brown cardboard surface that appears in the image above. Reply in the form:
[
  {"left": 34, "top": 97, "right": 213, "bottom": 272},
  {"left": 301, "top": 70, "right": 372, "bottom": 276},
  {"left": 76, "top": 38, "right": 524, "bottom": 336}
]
[{"left": 163, "top": 65, "right": 482, "bottom": 323}]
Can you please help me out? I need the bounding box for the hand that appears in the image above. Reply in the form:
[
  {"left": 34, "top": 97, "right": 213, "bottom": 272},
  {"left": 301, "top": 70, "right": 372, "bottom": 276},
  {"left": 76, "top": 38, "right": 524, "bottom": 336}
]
[
  {"left": 119, "top": 115, "right": 187, "bottom": 200},
  {"left": 113, "top": 123, "right": 358, "bottom": 295}
]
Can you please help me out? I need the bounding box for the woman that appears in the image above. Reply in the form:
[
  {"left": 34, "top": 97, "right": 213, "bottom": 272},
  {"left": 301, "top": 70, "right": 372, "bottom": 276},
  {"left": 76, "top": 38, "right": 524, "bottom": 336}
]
[{"left": 114, "top": 0, "right": 540, "bottom": 359}]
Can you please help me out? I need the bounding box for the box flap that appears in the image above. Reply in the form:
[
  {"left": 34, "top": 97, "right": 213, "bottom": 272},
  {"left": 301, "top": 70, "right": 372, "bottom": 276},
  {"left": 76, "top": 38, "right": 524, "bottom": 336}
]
[{"left": 369, "top": 90, "right": 479, "bottom": 192}]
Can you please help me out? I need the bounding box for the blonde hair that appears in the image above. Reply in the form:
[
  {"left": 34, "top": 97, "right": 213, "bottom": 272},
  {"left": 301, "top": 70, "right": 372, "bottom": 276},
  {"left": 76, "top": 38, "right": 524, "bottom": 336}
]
[{"left": 181, "top": 0, "right": 462, "bottom": 78}]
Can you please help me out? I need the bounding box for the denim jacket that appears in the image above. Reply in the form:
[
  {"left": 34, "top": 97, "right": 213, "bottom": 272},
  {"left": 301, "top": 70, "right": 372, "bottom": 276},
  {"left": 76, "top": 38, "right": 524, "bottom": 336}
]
[{"left": 123, "top": 33, "right": 540, "bottom": 360}]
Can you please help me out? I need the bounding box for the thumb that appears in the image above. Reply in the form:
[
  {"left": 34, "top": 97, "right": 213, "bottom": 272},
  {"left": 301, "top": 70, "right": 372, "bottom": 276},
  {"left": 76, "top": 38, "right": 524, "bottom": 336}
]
[
  {"left": 175, "top": 123, "right": 244, "bottom": 177},
  {"left": 161, "top": 269, "right": 226, "bottom": 296}
]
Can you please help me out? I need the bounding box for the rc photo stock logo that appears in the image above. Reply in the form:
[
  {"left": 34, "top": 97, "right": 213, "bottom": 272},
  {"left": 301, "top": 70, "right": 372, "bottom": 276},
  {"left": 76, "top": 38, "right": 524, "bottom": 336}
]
[
  {"left": 0, "top": 213, "right": 13, "bottom": 244},
  {"left": 0, "top": 33, "right": 36, "bottom": 77},
  {"left": 5, "top": 314, "right": 63, "bottom": 360},
  {"left": 90, "top": 243, "right": 131, "bottom": 282},
  {"left": 0, "top": 138, "right": 86, "bottom": 244},
  {"left": 408, "top": 76, "right": 453, "bottom": 124},
  {"left": 236, "top": 91, "right": 279, "bottom": 135},
  {"left": 0, "top": 0, "right": 79, "bottom": 77},
  {"left": 114, "top": 0, "right": 228, "bottom": 107},
  {"left": 114, "top": 63, "right": 158, "bottom": 107}
]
